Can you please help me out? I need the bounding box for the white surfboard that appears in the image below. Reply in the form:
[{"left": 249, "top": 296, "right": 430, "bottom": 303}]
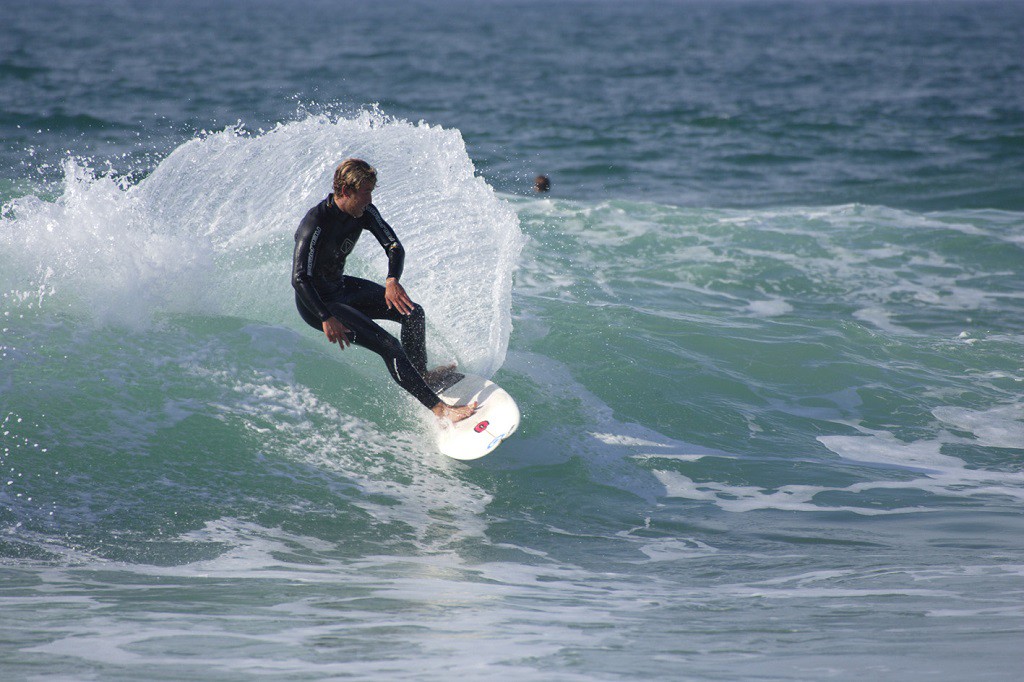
[{"left": 431, "top": 372, "right": 520, "bottom": 460}]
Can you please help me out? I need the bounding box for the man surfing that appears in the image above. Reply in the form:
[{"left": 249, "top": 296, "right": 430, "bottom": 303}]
[{"left": 292, "top": 158, "right": 476, "bottom": 423}]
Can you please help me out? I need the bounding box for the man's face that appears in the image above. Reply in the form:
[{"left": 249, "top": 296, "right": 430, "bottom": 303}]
[{"left": 339, "top": 181, "right": 375, "bottom": 218}]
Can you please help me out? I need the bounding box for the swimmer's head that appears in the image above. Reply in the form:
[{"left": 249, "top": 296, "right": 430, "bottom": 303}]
[{"left": 334, "top": 158, "right": 378, "bottom": 196}]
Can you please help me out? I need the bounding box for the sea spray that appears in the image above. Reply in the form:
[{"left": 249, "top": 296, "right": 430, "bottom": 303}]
[{"left": 1, "top": 109, "right": 526, "bottom": 376}]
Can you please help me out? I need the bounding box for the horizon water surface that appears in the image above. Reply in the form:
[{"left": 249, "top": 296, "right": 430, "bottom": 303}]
[{"left": 2, "top": 1, "right": 1024, "bottom": 681}]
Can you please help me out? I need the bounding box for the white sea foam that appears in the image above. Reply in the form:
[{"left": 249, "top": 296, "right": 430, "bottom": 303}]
[
  {"left": 649, "top": 469, "right": 931, "bottom": 515},
  {"left": 747, "top": 297, "right": 794, "bottom": 317},
  {"left": 819, "top": 430, "right": 967, "bottom": 472},
  {"left": 932, "top": 404, "right": 1024, "bottom": 450},
  {"left": 636, "top": 420, "right": 1024, "bottom": 515},
  {"left": 817, "top": 427, "right": 1024, "bottom": 504}
]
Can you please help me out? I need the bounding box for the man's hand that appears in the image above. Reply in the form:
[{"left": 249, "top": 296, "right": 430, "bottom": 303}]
[
  {"left": 384, "top": 277, "right": 415, "bottom": 316},
  {"left": 322, "top": 317, "right": 352, "bottom": 348}
]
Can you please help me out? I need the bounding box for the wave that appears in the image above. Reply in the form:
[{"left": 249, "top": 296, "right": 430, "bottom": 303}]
[
  {"left": 1, "top": 111, "right": 528, "bottom": 563},
  {"left": 4, "top": 131, "right": 1024, "bottom": 570},
  {"left": 1, "top": 108, "right": 525, "bottom": 376}
]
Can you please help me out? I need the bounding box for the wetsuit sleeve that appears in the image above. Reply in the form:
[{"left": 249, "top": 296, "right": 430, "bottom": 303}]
[
  {"left": 364, "top": 204, "right": 405, "bottom": 281},
  {"left": 292, "top": 210, "right": 333, "bottom": 322}
]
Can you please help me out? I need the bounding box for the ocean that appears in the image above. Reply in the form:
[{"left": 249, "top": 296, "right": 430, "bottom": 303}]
[{"left": 2, "top": 1, "right": 1023, "bottom": 680}]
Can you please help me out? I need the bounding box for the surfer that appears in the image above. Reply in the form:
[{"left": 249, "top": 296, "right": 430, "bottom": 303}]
[
  {"left": 292, "top": 158, "right": 476, "bottom": 423},
  {"left": 534, "top": 174, "right": 550, "bottom": 193}
]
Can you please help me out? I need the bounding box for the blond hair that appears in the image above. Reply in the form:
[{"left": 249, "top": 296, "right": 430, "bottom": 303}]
[{"left": 333, "top": 158, "right": 377, "bottom": 196}]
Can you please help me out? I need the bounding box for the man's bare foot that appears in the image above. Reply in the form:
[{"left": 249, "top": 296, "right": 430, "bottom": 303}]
[{"left": 432, "top": 401, "right": 478, "bottom": 424}]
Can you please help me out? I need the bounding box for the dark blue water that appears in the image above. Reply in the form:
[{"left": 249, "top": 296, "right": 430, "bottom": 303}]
[{"left": 3, "top": 0, "right": 1023, "bottom": 209}]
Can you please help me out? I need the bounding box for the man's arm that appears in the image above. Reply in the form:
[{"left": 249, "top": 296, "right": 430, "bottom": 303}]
[
  {"left": 364, "top": 204, "right": 414, "bottom": 315},
  {"left": 292, "top": 216, "right": 334, "bottom": 321},
  {"left": 364, "top": 204, "right": 405, "bottom": 281},
  {"left": 292, "top": 218, "right": 353, "bottom": 348}
]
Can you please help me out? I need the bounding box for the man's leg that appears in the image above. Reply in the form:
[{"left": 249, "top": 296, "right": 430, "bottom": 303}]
[
  {"left": 335, "top": 277, "right": 429, "bottom": 374},
  {"left": 322, "top": 299, "right": 439, "bottom": 410}
]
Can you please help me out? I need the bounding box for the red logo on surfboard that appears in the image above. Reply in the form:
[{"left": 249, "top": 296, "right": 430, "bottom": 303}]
[{"left": 474, "top": 420, "right": 489, "bottom": 433}]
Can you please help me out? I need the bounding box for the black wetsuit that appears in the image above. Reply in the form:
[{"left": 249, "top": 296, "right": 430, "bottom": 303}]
[{"left": 292, "top": 194, "right": 440, "bottom": 409}]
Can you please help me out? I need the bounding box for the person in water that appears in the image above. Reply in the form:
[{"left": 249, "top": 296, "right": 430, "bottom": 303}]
[{"left": 292, "top": 158, "right": 476, "bottom": 423}]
